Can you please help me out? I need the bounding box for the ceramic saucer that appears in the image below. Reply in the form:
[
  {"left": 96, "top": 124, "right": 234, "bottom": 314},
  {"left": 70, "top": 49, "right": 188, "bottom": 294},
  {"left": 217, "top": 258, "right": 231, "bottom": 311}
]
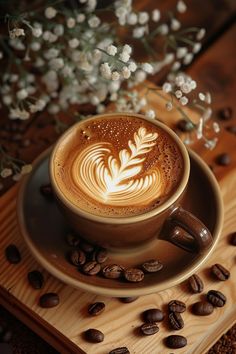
[{"left": 17, "top": 148, "right": 223, "bottom": 297}]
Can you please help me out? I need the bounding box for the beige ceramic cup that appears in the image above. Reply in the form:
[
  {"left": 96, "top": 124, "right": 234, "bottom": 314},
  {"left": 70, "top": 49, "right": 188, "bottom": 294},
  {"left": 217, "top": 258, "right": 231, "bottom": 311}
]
[{"left": 50, "top": 113, "right": 213, "bottom": 253}]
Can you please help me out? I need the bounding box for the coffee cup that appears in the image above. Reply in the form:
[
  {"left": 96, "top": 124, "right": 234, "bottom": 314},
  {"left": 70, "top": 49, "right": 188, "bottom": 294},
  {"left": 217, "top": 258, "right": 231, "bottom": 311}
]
[{"left": 50, "top": 113, "right": 212, "bottom": 252}]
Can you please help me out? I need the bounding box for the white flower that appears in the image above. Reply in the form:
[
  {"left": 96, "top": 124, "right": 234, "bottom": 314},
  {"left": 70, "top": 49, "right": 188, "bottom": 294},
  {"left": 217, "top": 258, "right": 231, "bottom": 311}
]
[
  {"left": 119, "top": 51, "right": 130, "bottom": 63},
  {"left": 21, "top": 164, "right": 32, "bottom": 175},
  {"left": 145, "top": 109, "right": 155, "bottom": 119},
  {"left": 166, "top": 102, "right": 173, "bottom": 111},
  {"left": 110, "top": 92, "right": 118, "bottom": 101},
  {"left": 1, "top": 168, "right": 12, "bottom": 178},
  {"left": 35, "top": 57, "right": 45, "bottom": 67},
  {"left": 172, "top": 61, "right": 181, "bottom": 71},
  {"left": 162, "top": 82, "right": 172, "bottom": 93},
  {"left": 79, "top": 0, "right": 87, "bottom": 3},
  {"left": 152, "top": 9, "right": 160, "bottom": 22},
  {"left": 32, "top": 27, "right": 42, "bottom": 38},
  {"left": 138, "top": 12, "right": 149, "bottom": 25},
  {"left": 36, "top": 99, "right": 47, "bottom": 110},
  {"left": 3, "top": 95, "right": 12, "bottom": 105},
  {"left": 69, "top": 38, "right": 80, "bottom": 48},
  {"left": 193, "top": 43, "right": 202, "bottom": 53},
  {"left": 88, "top": 16, "right": 100, "bottom": 28},
  {"left": 181, "top": 83, "right": 191, "bottom": 94},
  {"left": 9, "top": 28, "right": 25, "bottom": 39},
  {"left": 133, "top": 26, "right": 147, "bottom": 38},
  {"left": 190, "top": 80, "right": 197, "bottom": 90},
  {"left": 122, "top": 66, "right": 131, "bottom": 79},
  {"left": 49, "top": 58, "right": 64, "bottom": 70},
  {"left": 123, "top": 44, "right": 132, "bottom": 54},
  {"left": 159, "top": 24, "right": 169, "bottom": 35},
  {"left": 31, "top": 42, "right": 41, "bottom": 51},
  {"left": 180, "top": 96, "right": 188, "bottom": 105},
  {"left": 87, "top": 0, "right": 97, "bottom": 11},
  {"left": 77, "top": 13, "right": 86, "bottom": 23},
  {"left": 107, "top": 45, "right": 117, "bottom": 56},
  {"left": 61, "top": 65, "right": 73, "bottom": 78},
  {"left": 109, "top": 81, "right": 120, "bottom": 93},
  {"left": 9, "top": 39, "right": 25, "bottom": 50},
  {"left": 9, "top": 107, "right": 30, "bottom": 120},
  {"left": 45, "top": 7, "right": 57, "bottom": 19},
  {"left": 183, "top": 53, "right": 193, "bottom": 65},
  {"left": 43, "top": 31, "right": 57, "bottom": 43},
  {"left": 175, "top": 90, "right": 182, "bottom": 98},
  {"left": 111, "top": 71, "right": 120, "bottom": 81},
  {"left": 177, "top": 0, "right": 187, "bottom": 13},
  {"left": 97, "top": 104, "right": 105, "bottom": 113},
  {"left": 171, "top": 19, "right": 181, "bottom": 31},
  {"left": 53, "top": 24, "right": 64, "bottom": 36},
  {"left": 213, "top": 122, "right": 220, "bottom": 133},
  {"left": 17, "top": 89, "right": 28, "bottom": 100},
  {"left": 67, "top": 18, "right": 76, "bottom": 28},
  {"left": 44, "top": 48, "right": 59, "bottom": 60},
  {"left": 196, "top": 28, "right": 206, "bottom": 40},
  {"left": 163, "top": 53, "right": 174, "bottom": 65},
  {"left": 199, "top": 92, "right": 205, "bottom": 101},
  {"left": 93, "top": 49, "right": 102, "bottom": 61},
  {"left": 48, "top": 104, "right": 60, "bottom": 114},
  {"left": 91, "top": 95, "right": 100, "bottom": 105},
  {"left": 197, "top": 118, "right": 203, "bottom": 139},
  {"left": 142, "top": 63, "right": 153, "bottom": 74},
  {"left": 100, "top": 62, "right": 112, "bottom": 80},
  {"left": 128, "top": 61, "right": 137, "bottom": 72},
  {"left": 176, "top": 47, "right": 188, "bottom": 59},
  {"left": 175, "top": 75, "right": 185, "bottom": 86},
  {"left": 134, "top": 70, "right": 146, "bottom": 83},
  {"left": 9, "top": 74, "right": 18, "bottom": 83},
  {"left": 26, "top": 85, "right": 36, "bottom": 95},
  {"left": 205, "top": 92, "right": 211, "bottom": 104},
  {"left": 127, "top": 12, "right": 138, "bottom": 25}
]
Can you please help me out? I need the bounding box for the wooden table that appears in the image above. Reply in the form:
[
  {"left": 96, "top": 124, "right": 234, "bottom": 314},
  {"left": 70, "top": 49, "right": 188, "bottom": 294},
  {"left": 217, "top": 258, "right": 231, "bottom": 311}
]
[{"left": 0, "top": 1, "right": 236, "bottom": 353}]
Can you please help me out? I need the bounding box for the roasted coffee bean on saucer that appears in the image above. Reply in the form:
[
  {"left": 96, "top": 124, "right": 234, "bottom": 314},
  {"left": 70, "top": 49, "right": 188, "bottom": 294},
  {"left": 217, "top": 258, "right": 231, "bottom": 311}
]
[
  {"left": 83, "top": 261, "right": 101, "bottom": 275},
  {"left": 88, "top": 302, "right": 105, "bottom": 316},
  {"left": 188, "top": 274, "right": 204, "bottom": 293},
  {"left": 168, "top": 300, "right": 186, "bottom": 313},
  {"left": 165, "top": 335, "right": 187, "bottom": 349},
  {"left": 102, "top": 264, "right": 124, "bottom": 279},
  {"left": 143, "top": 308, "right": 164, "bottom": 322},
  {"left": 39, "top": 293, "right": 60, "bottom": 308},
  {"left": 211, "top": 263, "right": 230, "bottom": 281},
  {"left": 80, "top": 240, "right": 94, "bottom": 253},
  {"left": 217, "top": 107, "right": 233, "bottom": 120},
  {"left": 119, "top": 296, "right": 139, "bottom": 303},
  {"left": 216, "top": 153, "right": 231, "bottom": 166},
  {"left": 124, "top": 268, "right": 144, "bottom": 283},
  {"left": 168, "top": 312, "right": 184, "bottom": 330},
  {"left": 27, "top": 270, "right": 44, "bottom": 289},
  {"left": 229, "top": 232, "right": 236, "bottom": 245},
  {"left": 66, "top": 232, "right": 80, "bottom": 247},
  {"left": 84, "top": 328, "right": 104, "bottom": 343},
  {"left": 109, "top": 347, "right": 130, "bottom": 354},
  {"left": 177, "top": 119, "right": 195, "bottom": 132},
  {"left": 91, "top": 248, "right": 108, "bottom": 264},
  {"left": 5, "top": 244, "right": 21, "bottom": 264},
  {"left": 69, "top": 249, "right": 86, "bottom": 266},
  {"left": 140, "top": 322, "right": 159, "bottom": 335},
  {"left": 192, "top": 301, "right": 214, "bottom": 316},
  {"left": 207, "top": 290, "right": 226, "bottom": 307},
  {"left": 141, "top": 259, "right": 163, "bottom": 273}
]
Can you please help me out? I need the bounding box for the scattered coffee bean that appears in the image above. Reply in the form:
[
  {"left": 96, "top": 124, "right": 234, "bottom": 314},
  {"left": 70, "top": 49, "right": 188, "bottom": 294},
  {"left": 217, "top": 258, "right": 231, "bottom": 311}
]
[
  {"left": 102, "top": 264, "right": 124, "bottom": 279},
  {"left": 5, "top": 244, "right": 21, "bottom": 264},
  {"left": 84, "top": 328, "right": 104, "bottom": 343},
  {"left": 27, "top": 270, "right": 44, "bottom": 289},
  {"left": 124, "top": 268, "right": 144, "bottom": 283},
  {"left": 39, "top": 293, "right": 59, "bottom": 308},
  {"left": 165, "top": 335, "right": 187, "bottom": 349},
  {"left": 192, "top": 301, "right": 214, "bottom": 316},
  {"left": 40, "top": 184, "right": 53, "bottom": 198},
  {"left": 177, "top": 119, "right": 194, "bottom": 132},
  {"left": 66, "top": 232, "right": 80, "bottom": 247},
  {"left": 119, "top": 296, "right": 139, "bottom": 303},
  {"left": 80, "top": 240, "right": 94, "bottom": 253},
  {"left": 88, "top": 302, "right": 105, "bottom": 316},
  {"left": 168, "top": 300, "right": 186, "bottom": 313},
  {"left": 141, "top": 259, "right": 163, "bottom": 273},
  {"left": 229, "top": 232, "right": 236, "bottom": 245},
  {"left": 92, "top": 248, "right": 108, "bottom": 263},
  {"left": 207, "top": 290, "right": 226, "bottom": 307},
  {"left": 218, "top": 107, "right": 233, "bottom": 121},
  {"left": 143, "top": 308, "right": 164, "bottom": 322},
  {"left": 109, "top": 347, "right": 130, "bottom": 354},
  {"left": 168, "top": 312, "right": 184, "bottom": 330},
  {"left": 83, "top": 261, "right": 101, "bottom": 275},
  {"left": 188, "top": 274, "right": 204, "bottom": 293},
  {"left": 140, "top": 322, "right": 159, "bottom": 335},
  {"left": 69, "top": 249, "right": 86, "bottom": 266},
  {"left": 211, "top": 263, "right": 230, "bottom": 281},
  {"left": 226, "top": 125, "right": 236, "bottom": 134},
  {"left": 216, "top": 153, "right": 231, "bottom": 166}
]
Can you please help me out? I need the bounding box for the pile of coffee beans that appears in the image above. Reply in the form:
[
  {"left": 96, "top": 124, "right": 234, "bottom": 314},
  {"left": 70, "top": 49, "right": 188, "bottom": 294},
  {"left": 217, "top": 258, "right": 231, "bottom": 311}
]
[
  {"left": 168, "top": 300, "right": 185, "bottom": 330},
  {"left": 139, "top": 308, "right": 164, "bottom": 336}
]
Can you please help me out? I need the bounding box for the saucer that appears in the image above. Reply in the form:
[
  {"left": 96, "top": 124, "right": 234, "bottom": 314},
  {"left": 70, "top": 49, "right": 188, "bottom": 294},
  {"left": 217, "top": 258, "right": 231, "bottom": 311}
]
[{"left": 17, "top": 148, "right": 223, "bottom": 297}]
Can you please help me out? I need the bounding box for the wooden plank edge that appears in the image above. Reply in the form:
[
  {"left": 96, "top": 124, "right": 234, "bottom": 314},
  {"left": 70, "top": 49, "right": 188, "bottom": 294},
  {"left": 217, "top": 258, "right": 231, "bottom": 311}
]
[{"left": 0, "top": 286, "right": 86, "bottom": 354}]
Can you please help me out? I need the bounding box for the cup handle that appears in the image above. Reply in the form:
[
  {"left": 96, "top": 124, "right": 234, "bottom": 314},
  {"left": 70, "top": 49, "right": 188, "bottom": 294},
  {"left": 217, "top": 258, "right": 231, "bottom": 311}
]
[{"left": 161, "top": 207, "right": 213, "bottom": 253}]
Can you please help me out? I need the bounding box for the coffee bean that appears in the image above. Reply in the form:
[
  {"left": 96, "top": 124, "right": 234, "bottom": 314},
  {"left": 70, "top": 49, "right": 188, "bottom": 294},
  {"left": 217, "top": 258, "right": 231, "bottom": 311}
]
[
  {"left": 92, "top": 248, "right": 108, "bottom": 263},
  {"left": 69, "top": 249, "right": 86, "bottom": 266},
  {"left": 216, "top": 153, "right": 231, "bottom": 166},
  {"left": 218, "top": 107, "right": 233, "bottom": 120},
  {"left": 66, "top": 232, "right": 80, "bottom": 247},
  {"left": 88, "top": 302, "right": 105, "bottom": 316},
  {"left": 192, "top": 301, "right": 214, "bottom": 316},
  {"left": 28, "top": 270, "right": 44, "bottom": 289},
  {"left": 211, "top": 263, "right": 230, "bottom": 281},
  {"left": 140, "top": 322, "right": 159, "bottom": 336},
  {"left": 168, "top": 300, "right": 186, "bottom": 313},
  {"left": 80, "top": 240, "right": 94, "bottom": 253},
  {"left": 5, "top": 244, "right": 21, "bottom": 264},
  {"left": 83, "top": 261, "right": 101, "bottom": 275},
  {"left": 143, "top": 309, "right": 164, "bottom": 322},
  {"left": 165, "top": 335, "right": 187, "bottom": 349},
  {"left": 229, "top": 232, "right": 236, "bottom": 245},
  {"left": 188, "top": 274, "right": 204, "bottom": 293},
  {"left": 119, "top": 296, "right": 139, "bottom": 303},
  {"left": 141, "top": 259, "right": 163, "bottom": 273},
  {"left": 39, "top": 293, "right": 59, "bottom": 308},
  {"left": 168, "top": 312, "right": 184, "bottom": 330},
  {"left": 207, "top": 290, "right": 226, "bottom": 307},
  {"left": 40, "top": 184, "right": 53, "bottom": 198},
  {"left": 124, "top": 268, "right": 144, "bottom": 283},
  {"left": 177, "top": 119, "right": 194, "bottom": 132},
  {"left": 109, "top": 347, "right": 130, "bottom": 354},
  {"left": 102, "top": 264, "right": 124, "bottom": 279},
  {"left": 84, "top": 328, "right": 104, "bottom": 343}
]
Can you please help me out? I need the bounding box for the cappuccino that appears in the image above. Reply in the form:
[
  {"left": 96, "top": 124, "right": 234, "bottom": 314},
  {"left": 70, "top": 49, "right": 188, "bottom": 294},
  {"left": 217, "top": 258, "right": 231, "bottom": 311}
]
[{"left": 53, "top": 115, "right": 184, "bottom": 217}]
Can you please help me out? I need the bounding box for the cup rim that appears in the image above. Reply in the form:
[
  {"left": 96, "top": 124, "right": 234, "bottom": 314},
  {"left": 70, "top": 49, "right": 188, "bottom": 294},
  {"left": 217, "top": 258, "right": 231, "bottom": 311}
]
[{"left": 50, "top": 112, "right": 190, "bottom": 224}]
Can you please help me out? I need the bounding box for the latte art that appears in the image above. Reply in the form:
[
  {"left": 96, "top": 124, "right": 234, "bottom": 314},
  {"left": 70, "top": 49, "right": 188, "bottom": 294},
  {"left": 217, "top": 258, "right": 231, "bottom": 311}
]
[{"left": 72, "top": 128, "right": 163, "bottom": 206}]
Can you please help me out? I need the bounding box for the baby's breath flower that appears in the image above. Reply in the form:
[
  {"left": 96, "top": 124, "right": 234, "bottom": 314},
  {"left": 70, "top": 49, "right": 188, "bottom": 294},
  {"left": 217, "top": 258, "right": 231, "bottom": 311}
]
[
  {"left": 159, "top": 24, "right": 169, "bottom": 35},
  {"left": 123, "top": 44, "right": 132, "bottom": 54},
  {"left": 166, "top": 102, "right": 173, "bottom": 111},
  {"left": 49, "top": 58, "right": 64, "bottom": 70},
  {"left": 172, "top": 61, "right": 181, "bottom": 71},
  {"left": 88, "top": 15, "right": 100, "bottom": 28},
  {"left": 152, "top": 9, "right": 160, "bottom": 22},
  {"left": 142, "top": 63, "right": 153, "bottom": 74},
  {"left": 127, "top": 12, "right": 138, "bottom": 25},
  {"left": 9, "top": 107, "right": 30, "bottom": 120},
  {"left": 67, "top": 18, "right": 76, "bottom": 28},
  {"left": 21, "top": 164, "right": 32, "bottom": 175},
  {"left": 91, "top": 95, "right": 100, "bottom": 105},
  {"left": 122, "top": 66, "right": 131, "bottom": 79},
  {"left": 175, "top": 74, "right": 185, "bottom": 86},
  {"left": 43, "top": 31, "right": 57, "bottom": 43},
  {"left": 16, "top": 89, "right": 28, "bottom": 100},
  {"left": 1, "top": 168, "right": 12, "bottom": 178},
  {"left": 111, "top": 71, "right": 120, "bottom": 81},
  {"left": 199, "top": 92, "right": 205, "bottom": 101},
  {"left": 107, "top": 44, "right": 117, "bottom": 56},
  {"left": 180, "top": 83, "right": 191, "bottom": 94},
  {"left": 133, "top": 26, "right": 147, "bottom": 38},
  {"left": 77, "top": 13, "right": 86, "bottom": 23},
  {"left": 134, "top": 69, "right": 146, "bottom": 83},
  {"left": 183, "top": 53, "right": 193, "bottom": 65},
  {"left": 9, "top": 28, "right": 25, "bottom": 39},
  {"left": 45, "top": 7, "right": 57, "bottom": 19},
  {"left": 180, "top": 96, "right": 188, "bottom": 105},
  {"left": 97, "top": 104, "right": 105, "bottom": 113},
  {"left": 162, "top": 82, "right": 172, "bottom": 93},
  {"left": 177, "top": 0, "right": 187, "bottom": 13},
  {"left": 61, "top": 65, "right": 73, "bottom": 78},
  {"left": 145, "top": 109, "right": 155, "bottom": 119},
  {"left": 32, "top": 27, "right": 42, "bottom": 38},
  {"left": 175, "top": 90, "right": 182, "bottom": 98},
  {"left": 171, "top": 19, "right": 181, "bottom": 31},
  {"left": 44, "top": 48, "right": 59, "bottom": 60},
  {"left": 197, "top": 118, "right": 203, "bottom": 139},
  {"left": 31, "top": 42, "right": 41, "bottom": 51},
  {"left": 196, "top": 28, "right": 206, "bottom": 40},
  {"left": 100, "top": 62, "right": 112, "bottom": 80},
  {"left": 48, "top": 103, "right": 60, "bottom": 114},
  {"left": 53, "top": 24, "right": 64, "bottom": 36},
  {"left": 93, "top": 49, "right": 102, "bottom": 61},
  {"left": 202, "top": 107, "right": 212, "bottom": 121},
  {"left": 138, "top": 12, "right": 149, "bottom": 25},
  {"left": 69, "top": 38, "right": 80, "bottom": 48},
  {"left": 190, "top": 80, "right": 197, "bottom": 90},
  {"left": 193, "top": 43, "right": 202, "bottom": 53},
  {"left": 205, "top": 92, "right": 211, "bottom": 104},
  {"left": 3, "top": 95, "right": 12, "bottom": 105},
  {"left": 119, "top": 51, "right": 130, "bottom": 63},
  {"left": 176, "top": 47, "right": 188, "bottom": 59},
  {"left": 9, "top": 39, "right": 25, "bottom": 50},
  {"left": 128, "top": 61, "right": 137, "bottom": 72},
  {"left": 110, "top": 92, "right": 118, "bottom": 101},
  {"left": 213, "top": 122, "right": 220, "bottom": 133}
]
